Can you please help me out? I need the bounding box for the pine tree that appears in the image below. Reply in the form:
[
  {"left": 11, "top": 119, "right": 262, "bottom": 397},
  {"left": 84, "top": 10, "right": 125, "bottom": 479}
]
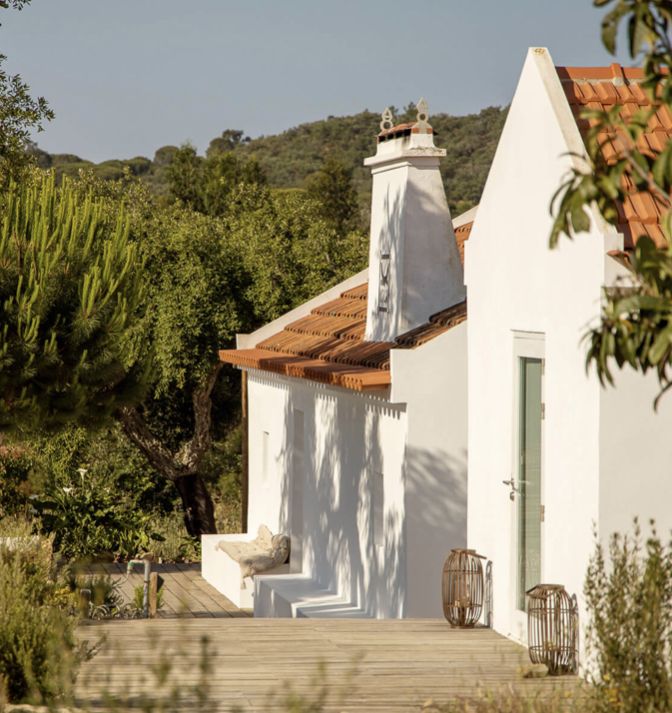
[{"left": 0, "top": 172, "right": 146, "bottom": 430}]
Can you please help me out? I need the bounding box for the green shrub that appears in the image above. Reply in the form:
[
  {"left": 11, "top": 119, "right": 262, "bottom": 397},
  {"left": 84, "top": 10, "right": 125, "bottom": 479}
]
[
  {"left": 584, "top": 520, "right": 672, "bottom": 713},
  {"left": 133, "top": 582, "right": 164, "bottom": 613},
  {"left": 0, "top": 513, "right": 35, "bottom": 539},
  {"left": 0, "top": 446, "right": 33, "bottom": 518},
  {"left": 213, "top": 424, "right": 243, "bottom": 534},
  {"left": 35, "top": 465, "right": 160, "bottom": 561},
  {"left": 30, "top": 425, "right": 172, "bottom": 562},
  {"left": 0, "top": 539, "right": 83, "bottom": 704},
  {"left": 149, "top": 511, "right": 200, "bottom": 562},
  {"left": 435, "top": 691, "right": 584, "bottom": 712}
]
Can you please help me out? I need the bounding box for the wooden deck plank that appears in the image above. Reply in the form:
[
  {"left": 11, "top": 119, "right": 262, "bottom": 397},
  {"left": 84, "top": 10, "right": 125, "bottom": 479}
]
[
  {"left": 79, "top": 562, "right": 241, "bottom": 618},
  {"left": 162, "top": 570, "right": 224, "bottom": 616},
  {"left": 76, "top": 619, "right": 580, "bottom": 712}
]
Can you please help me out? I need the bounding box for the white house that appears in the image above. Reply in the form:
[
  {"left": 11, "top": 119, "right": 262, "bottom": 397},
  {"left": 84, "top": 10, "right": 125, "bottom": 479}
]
[
  {"left": 465, "top": 47, "right": 672, "bottom": 656},
  {"left": 205, "top": 104, "right": 472, "bottom": 618},
  {"left": 204, "top": 49, "right": 672, "bottom": 653}
]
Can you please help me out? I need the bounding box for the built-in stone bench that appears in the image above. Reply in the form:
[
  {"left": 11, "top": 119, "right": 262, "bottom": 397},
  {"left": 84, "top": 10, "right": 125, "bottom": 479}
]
[{"left": 201, "top": 530, "right": 290, "bottom": 610}]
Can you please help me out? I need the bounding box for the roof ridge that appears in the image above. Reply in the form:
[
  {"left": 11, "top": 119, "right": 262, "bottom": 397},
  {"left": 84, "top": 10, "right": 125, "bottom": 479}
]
[{"left": 556, "top": 64, "right": 645, "bottom": 82}]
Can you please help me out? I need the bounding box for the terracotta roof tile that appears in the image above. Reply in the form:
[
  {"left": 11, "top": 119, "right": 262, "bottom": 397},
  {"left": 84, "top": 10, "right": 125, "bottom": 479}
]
[
  {"left": 312, "top": 295, "right": 368, "bottom": 319},
  {"left": 454, "top": 221, "right": 473, "bottom": 265},
  {"left": 221, "top": 220, "right": 471, "bottom": 391},
  {"left": 557, "top": 64, "right": 672, "bottom": 248},
  {"left": 395, "top": 301, "right": 467, "bottom": 347}
]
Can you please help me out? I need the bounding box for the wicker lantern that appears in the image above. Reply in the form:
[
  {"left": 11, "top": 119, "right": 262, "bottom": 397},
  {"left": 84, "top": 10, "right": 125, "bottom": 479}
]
[
  {"left": 526, "top": 584, "right": 578, "bottom": 675},
  {"left": 442, "top": 548, "right": 486, "bottom": 627}
]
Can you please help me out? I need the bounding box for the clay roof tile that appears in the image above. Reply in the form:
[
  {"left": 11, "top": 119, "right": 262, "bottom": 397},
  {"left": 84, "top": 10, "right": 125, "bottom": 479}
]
[{"left": 558, "top": 64, "right": 672, "bottom": 248}]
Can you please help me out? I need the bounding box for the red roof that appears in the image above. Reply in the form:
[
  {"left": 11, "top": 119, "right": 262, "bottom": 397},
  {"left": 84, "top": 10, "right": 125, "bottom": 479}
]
[
  {"left": 220, "top": 223, "right": 472, "bottom": 391},
  {"left": 557, "top": 63, "right": 671, "bottom": 248}
]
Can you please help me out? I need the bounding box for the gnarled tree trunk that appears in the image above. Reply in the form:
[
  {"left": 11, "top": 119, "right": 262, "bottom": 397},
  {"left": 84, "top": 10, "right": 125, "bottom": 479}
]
[
  {"left": 116, "top": 363, "right": 222, "bottom": 537},
  {"left": 174, "top": 473, "right": 216, "bottom": 537}
]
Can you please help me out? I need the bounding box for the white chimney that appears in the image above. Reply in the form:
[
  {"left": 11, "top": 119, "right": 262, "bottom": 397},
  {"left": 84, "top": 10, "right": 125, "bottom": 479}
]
[{"left": 364, "top": 100, "right": 465, "bottom": 342}]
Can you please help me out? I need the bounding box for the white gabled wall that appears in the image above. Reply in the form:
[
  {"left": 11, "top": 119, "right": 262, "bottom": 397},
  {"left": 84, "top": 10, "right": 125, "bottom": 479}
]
[
  {"left": 246, "top": 371, "right": 408, "bottom": 618},
  {"left": 465, "top": 48, "right": 607, "bottom": 647}
]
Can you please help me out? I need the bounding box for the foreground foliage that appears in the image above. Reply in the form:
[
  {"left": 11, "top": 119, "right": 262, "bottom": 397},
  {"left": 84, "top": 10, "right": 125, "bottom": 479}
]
[
  {"left": 0, "top": 536, "right": 83, "bottom": 704},
  {"left": 585, "top": 521, "right": 672, "bottom": 713},
  {"left": 552, "top": 0, "right": 672, "bottom": 401}
]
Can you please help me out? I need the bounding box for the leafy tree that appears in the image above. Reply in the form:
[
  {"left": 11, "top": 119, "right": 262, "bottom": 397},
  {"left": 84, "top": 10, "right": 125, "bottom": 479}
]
[
  {"left": 166, "top": 141, "right": 265, "bottom": 217},
  {"left": 0, "top": 172, "right": 146, "bottom": 432},
  {"left": 166, "top": 143, "right": 204, "bottom": 210},
  {"left": 552, "top": 0, "right": 672, "bottom": 402},
  {"left": 305, "top": 156, "right": 361, "bottom": 234},
  {"left": 115, "top": 203, "right": 246, "bottom": 536},
  {"left": 0, "top": 0, "right": 53, "bottom": 181},
  {"left": 206, "top": 129, "right": 250, "bottom": 157},
  {"left": 0, "top": 55, "right": 53, "bottom": 181},
  {"left": 224, "top": 183, "right": 368, "bottom": 322},
  {"left": 153, "top": 145, "right": 179, "bottom": 167},
  {"left": 202, "top": 152, "right": 265, "bottom": 216}
]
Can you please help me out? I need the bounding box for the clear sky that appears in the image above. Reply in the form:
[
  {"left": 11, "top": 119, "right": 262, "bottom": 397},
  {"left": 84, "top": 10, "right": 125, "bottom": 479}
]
[{"left": 2, "top": 0, "right": 630, "bottom": 162}]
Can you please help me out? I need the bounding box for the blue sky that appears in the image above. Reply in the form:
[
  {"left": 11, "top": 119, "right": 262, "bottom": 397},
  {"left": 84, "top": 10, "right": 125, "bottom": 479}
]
[{"left": 3, "top": 0, "right": 629, "bottom": 162}]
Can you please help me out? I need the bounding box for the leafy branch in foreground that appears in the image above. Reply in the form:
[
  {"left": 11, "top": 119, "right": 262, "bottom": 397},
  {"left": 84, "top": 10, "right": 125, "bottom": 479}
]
[{"left": 551, "top": 0, "right": 672, "bottom": 400}]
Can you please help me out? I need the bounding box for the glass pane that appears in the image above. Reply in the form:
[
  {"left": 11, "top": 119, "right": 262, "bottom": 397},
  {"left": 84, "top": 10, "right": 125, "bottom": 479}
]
[{"left": 517, "top": 357, "right": 542, "bottom": 610}]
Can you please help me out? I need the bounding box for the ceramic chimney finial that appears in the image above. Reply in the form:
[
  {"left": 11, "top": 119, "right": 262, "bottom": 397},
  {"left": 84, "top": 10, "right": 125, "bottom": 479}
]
[
  {"left": 414, "top": 97, "right": 431, "bottom": 131},
  {"left": 380, "top": 107, "right": 394, "bottom": 132}
]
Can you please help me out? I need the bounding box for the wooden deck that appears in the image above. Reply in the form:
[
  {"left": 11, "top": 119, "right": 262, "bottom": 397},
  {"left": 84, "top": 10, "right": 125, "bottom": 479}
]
[
  {"left": 75, "top": 618, "right": 579, "bottom": 712},
  {"left": 82, "top": 562, "right": 250, "bottom": 618}
]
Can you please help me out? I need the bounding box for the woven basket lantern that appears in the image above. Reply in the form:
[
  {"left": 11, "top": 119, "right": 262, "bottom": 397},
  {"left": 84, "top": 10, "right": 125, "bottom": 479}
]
[
  {"left": 442, "top": 548, "right": 486, "bottom": 627},
  {"left": 526, "top": 584, "right": 578, "bottom": 675}
]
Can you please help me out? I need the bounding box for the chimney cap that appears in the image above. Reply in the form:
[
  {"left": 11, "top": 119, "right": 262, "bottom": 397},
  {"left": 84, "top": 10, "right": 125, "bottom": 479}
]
[{"left": 376, "top": 98, "right": 435, "bottom": 142}]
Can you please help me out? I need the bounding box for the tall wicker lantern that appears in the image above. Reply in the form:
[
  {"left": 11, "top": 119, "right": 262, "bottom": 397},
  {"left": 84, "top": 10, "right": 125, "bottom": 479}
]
[
  {"left": 526, "top": 584, "right": 578, "bottom": 675},
  {"left": 442, "top": 548, "right": 486, "bottom": 627}
]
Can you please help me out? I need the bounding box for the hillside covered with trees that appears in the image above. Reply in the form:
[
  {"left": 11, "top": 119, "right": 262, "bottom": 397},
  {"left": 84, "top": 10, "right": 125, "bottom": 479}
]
[{"left": 32, "top": 105, "right": 507, "bottom": 218}]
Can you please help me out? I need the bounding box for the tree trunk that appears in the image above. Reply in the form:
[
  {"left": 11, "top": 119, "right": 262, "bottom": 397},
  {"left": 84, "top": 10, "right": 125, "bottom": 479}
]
[
  {"left": 174, "top": 473, "right": 217, "bottom": 536},
  {"left": 117, "top": 362, "right": 224, "bottom": 539}
]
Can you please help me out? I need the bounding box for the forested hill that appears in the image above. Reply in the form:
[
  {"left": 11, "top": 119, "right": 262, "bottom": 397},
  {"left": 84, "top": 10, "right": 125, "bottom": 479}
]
[{"left": 33, "top": 105, "right": 507, "bottom": 216}]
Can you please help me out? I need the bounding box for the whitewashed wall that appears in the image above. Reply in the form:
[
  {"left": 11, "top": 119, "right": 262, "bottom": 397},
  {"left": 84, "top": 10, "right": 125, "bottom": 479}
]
[
  {"left": 391, "top": 323, "right": 468, "bottom": 617},
  {"left": 599, "top": 369, "right": 672, "bottom": 539},
  {"left": 246, "top": 371, "right": 408, "bottom": 618},
  {"left": 465, "top": 48, "right": 610, "bottom": 647}
]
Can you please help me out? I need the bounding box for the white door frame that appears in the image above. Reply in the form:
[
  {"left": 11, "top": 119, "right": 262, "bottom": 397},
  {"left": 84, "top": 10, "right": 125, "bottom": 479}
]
[{"left": 510, "top": 331, "right": 545, "bottom": 640}]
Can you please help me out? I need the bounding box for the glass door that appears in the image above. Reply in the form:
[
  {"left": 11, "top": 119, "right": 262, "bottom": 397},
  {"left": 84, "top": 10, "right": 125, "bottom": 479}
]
[{"left": 516, "top": 357, "right": 543, "bottom": 611}]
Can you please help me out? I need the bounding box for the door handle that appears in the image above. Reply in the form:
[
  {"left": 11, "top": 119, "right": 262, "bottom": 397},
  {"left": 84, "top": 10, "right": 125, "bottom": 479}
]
[{"left": 502, "top": 478, "right": 518, "bottom": 501}]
